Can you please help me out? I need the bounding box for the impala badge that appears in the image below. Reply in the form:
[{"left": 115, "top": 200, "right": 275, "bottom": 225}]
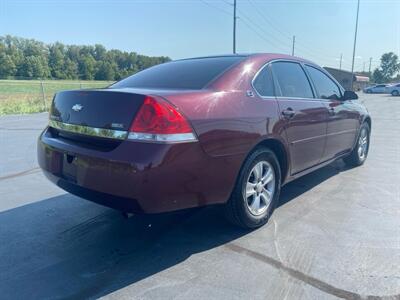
[{"left": 72, "top": 104, "right": 83, "bottom": 112}]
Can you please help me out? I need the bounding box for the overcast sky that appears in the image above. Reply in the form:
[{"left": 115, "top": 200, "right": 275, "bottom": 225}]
[{"left": 1, "top": 0, "right": 399, "bottom": 71}]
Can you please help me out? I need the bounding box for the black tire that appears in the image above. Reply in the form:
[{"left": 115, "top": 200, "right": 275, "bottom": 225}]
[
  {"left": 224, "top": 147, "right": 281, "bottom": 228},
  {"left": 343, "top": 122, "right": 370, "bottom": 167},
  {"left": 392, "top": 90, "right": 399, "bottom": 96}
]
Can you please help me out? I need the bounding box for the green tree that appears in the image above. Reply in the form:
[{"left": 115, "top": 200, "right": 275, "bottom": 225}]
[
  {"left": 372, "top": 52, "right": 400, "bottom": 83},
  {"left": 95, "top": 61, "right": 117, "bottom": 80},
  {"left": 94, "top": 44, "right": 107, "bottom": 61},
  {"left": 0, "top": 35, "right": 171, "bottom": 80},
  {"left": 64, "top": 58, "right": 79, "bottom": 79},
  {"left": 0, "top": 53, "right": 17, "bottom": 78},
  {"left": 78, "top": 55, "right": 96, "bottom": 80},
  {"left": 372, "top": 69, "right": 385, "bottom": 84},
  {"left": 20, "top": 55, "right": 50, "bottom": 78},
  {"left": 49, "top": 43, "right": 66, "bottom": 78}
]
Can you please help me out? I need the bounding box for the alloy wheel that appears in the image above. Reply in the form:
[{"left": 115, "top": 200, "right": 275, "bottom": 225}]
[
  {"left": 357, "top": 128, "right": 369, "bottom": 161},
  {"left": 244, "top": 161, "right": 275, "bottom": 216}
]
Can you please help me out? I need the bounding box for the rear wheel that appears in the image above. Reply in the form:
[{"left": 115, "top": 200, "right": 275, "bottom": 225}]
[
  {"left": 344, "top": 123, "right": 370, "bottom": 167},
  {"left": 392, "top": 90, "right": 399, "bottom": 96},
  {"left": 224, "top": 148, "right": 281, "bottom": 228}
]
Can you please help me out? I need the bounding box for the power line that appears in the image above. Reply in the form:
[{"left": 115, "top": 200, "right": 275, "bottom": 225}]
[
  {"left": 237, "top": 8, "right": 292, "bottom": 51},
  {"left": 200, "top": 0, "right": 345, "bottom": 66},
  {"left": 237, "top": 17, "right": 284, "bottom": 51},
  {"left": 199, "top": 0, "right": 232, "bottom": 16},
  {"left": 246, "top": 0, "right": 339, "bottom": 62}
]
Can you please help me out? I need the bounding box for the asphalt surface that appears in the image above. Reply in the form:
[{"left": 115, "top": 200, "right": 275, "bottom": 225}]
[{"left": 0, "top": 94, "right": 399, "bottom": 300}]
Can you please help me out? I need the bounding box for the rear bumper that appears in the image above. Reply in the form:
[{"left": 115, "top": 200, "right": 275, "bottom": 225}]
[{"left": 37, "top": 127, "right": 243, "bottom": 213}]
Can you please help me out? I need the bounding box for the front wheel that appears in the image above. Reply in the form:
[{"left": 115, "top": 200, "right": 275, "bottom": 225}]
[
  {"left": 392, "top": 90, "right": 399, "bottom": 96},
  {"left": 344, "top": 123, "right": 370, "bottom": 167},
  {"left": 224, "top": 148, "right": 281, "bottom": 228}
]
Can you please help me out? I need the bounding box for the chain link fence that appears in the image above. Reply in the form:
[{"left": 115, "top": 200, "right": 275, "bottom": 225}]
[{"left": 0, "top": 79, "right": 113, "bottom": 115}]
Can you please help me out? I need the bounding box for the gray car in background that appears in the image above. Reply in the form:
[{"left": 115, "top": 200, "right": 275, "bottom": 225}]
[
  {"left": 385, "top": 83, "right": 400, "bottom": 96},
  {"left": 363, "top": 84, "right": 388, "bottom": 94}
]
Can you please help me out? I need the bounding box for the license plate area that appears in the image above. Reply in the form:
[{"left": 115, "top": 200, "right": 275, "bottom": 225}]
[{"left": 62, "top": 153, "right": 77, "bottom": 182}]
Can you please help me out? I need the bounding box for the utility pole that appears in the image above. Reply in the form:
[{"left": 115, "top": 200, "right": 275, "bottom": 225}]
[
  {"left": 292, "top": 36, "right": 296, "bottom": 56},
  {"left": 368, "top": 57, "right": 372, "bottom": 74},
  {"left": 339, "top": 53, "right": 343, "bottom": 70},
  {"left": 350, "top": 0, "right": 360, "bottom": 90},
  {"left": 363, "top": 61, "right": 366, "bottom": 72},
  {"left": 233, "top": 0, "right": 237, "bottom": 54}
]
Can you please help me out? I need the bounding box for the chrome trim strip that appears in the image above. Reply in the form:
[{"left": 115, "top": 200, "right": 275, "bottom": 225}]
[
  {"left": 49, "top": 120, "right": 128, "bottom": 140},
  {"left": 291, "top": 129, "right": 357, "bottom": 145}
]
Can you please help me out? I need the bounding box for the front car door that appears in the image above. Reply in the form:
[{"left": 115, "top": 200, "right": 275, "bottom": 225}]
[
  {"left": 374, "top": 85, "right": 386, "bottom": 93},
  {"left": 304, "top": 65, "right": 359, "bottom": 161},
  {"left": 270, "top": 61, "right": 329, "bottom": 174}
]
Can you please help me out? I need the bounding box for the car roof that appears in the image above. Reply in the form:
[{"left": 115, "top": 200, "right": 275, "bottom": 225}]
[{"left": 175, "top": 53, "right": 315, "bottom": 64}]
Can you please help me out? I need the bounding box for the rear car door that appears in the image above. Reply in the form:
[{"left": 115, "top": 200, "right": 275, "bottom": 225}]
[
  {"left": 305, "top": 65, "right": 359, "bottom": 161},
  {"left": 271, "top": 61, "right": 328, "bottom": 174}
]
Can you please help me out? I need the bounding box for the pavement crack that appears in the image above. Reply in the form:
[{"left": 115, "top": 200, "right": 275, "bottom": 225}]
[
  {"left": 0, "top": 167, "right": 40, "bottom": 181},
  {"left": 0, "top": 127, "right": 43, "bottom": 131},
  {"left": 225, "top": 243, "right": 400, "bottom": 300},
  {"left": 273, "top": 218, "right": 284, "bottom": 264}
]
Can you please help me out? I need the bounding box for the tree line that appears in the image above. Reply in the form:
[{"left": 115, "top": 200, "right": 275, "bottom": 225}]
[{"left": 0, "top": 35, "right": 171, "bottom": 81}]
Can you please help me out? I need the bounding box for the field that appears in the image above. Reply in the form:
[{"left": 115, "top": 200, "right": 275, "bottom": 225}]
[{"left": 0, "top": 80, "right": 113, "bottom": 115}]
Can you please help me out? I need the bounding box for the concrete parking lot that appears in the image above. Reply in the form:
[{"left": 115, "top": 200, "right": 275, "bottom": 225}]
[{"left": 0, "top": 93, "right": 399, "bottom": 299}]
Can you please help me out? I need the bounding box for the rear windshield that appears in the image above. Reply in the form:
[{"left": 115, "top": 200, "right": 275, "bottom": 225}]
[{"left": 110, "top": 56, "right": 245, "bottom": 90}]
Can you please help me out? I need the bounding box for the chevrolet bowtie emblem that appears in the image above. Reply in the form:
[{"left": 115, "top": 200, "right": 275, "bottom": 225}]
[{"left": 72, "top": 104, "right": 83, "bottom": 112}]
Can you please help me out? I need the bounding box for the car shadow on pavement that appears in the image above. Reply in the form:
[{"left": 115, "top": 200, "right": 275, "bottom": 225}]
[
  {"left": 277, "top": 159, "right": 349, "bottom": 208},
  {"left": 0, "top": 160, "right": 350, "bottom": 299}
]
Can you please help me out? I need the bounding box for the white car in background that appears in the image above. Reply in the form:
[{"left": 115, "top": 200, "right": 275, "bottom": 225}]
[
  {"left": 363, "top": 84, "right": 388, "bottom": 94},
  {"left": 385, "top": 83, "right": 400, "bottom": 96}
]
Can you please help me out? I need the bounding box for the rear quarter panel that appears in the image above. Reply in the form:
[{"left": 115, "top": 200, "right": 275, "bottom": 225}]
[{"left": 167, "top": 90, "right": 285, "bottom": 157}]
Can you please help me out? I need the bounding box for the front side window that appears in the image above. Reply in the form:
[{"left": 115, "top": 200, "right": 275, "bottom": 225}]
[
  {"left": 271, "top": 62, "right": 314, "bottom": 98},
  {"left": 305, "top": 65, "right": 341, "bottom": 100},
  {"left": 253, "top": 66, "right": 274, "bottom": 97}
]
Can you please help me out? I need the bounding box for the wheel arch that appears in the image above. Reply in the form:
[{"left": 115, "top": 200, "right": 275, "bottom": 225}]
[
  {"left": 363, "top": 115, "right": 372, "bottom": 131},
  {"left": 246, "top": 137, "right": 290, "bottom": 184}
]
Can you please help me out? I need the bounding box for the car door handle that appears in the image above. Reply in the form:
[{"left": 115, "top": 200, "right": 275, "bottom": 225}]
[{"left": 282, "top": 108, "right": 295, "bottom": 118}]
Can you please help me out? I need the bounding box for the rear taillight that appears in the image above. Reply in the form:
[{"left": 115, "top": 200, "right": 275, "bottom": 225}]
[{"left": 128, "top": 96, "right": 197, "bottom": 143}]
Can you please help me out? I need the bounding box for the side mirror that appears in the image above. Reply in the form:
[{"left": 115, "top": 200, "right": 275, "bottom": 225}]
[{"left": 342, "top": 90, "right": 358, "bottom": 101}]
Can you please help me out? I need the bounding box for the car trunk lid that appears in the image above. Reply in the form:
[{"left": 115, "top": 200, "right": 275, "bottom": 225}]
[{"left": 50, "top": 89, "right": 146, "bottom": 131}]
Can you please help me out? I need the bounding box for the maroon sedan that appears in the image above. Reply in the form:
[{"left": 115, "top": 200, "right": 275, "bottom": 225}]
[{"left": 38, "top": 54, "right": 371, "bottom": 228}]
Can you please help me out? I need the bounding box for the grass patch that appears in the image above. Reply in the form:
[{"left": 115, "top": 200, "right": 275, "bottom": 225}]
[{"left": 0, "top": 80, "right": 113, "bottom": 115}]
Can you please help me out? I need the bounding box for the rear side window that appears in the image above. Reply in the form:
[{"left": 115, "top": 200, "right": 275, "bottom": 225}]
[
  {"left": 110, "top": 56, "right": 245, "bottom": 90},
  {"left": 305, "top": 65, "right": 341, "bottom": 100},
  {"left": 253, "top": 66, "right": 275, "bottom": 97},
  {"left": 271, "top": 62, "right": 314, "bottom": 98}
]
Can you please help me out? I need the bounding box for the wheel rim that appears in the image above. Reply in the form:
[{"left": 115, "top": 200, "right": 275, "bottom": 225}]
[
  {"left": 244, "top": 161, "right": 275, "bottom": 216},
  {"left": 357, "top": 128, "right": 369, "bottom": 161}
]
